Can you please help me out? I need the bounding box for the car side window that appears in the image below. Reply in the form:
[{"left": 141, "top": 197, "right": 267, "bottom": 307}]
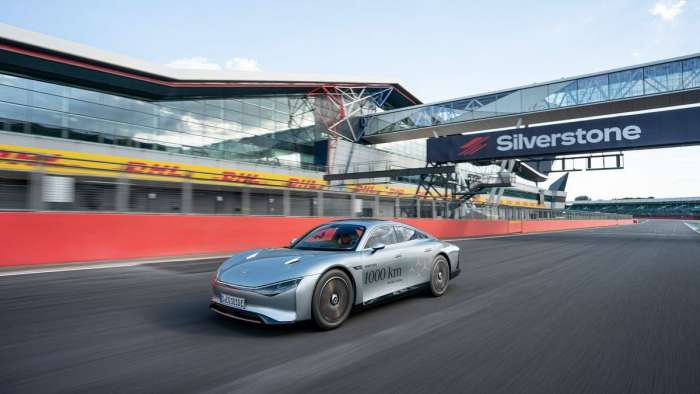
[
  {"left": 395, "top": 226, "right": 428, "bottom": 242},
  {"left": 394, "top": 226, "right": 414, "bottom": 243},
  {"left": 365, "top": 226, "right": 397, "bottom": 248},
  {"left": 412, "top": 230, "right": 429, "bottom": 240}
]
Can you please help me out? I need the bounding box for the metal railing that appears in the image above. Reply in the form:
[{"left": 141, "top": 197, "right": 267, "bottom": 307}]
[{"left": 327, "top": 160, "right": 400, "bottom": 175}]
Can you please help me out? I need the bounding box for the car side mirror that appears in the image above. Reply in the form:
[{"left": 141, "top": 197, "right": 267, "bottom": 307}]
[
  {"left": 370, "top": 243, "right": 386, "bottom": 253},
  {"left": 289, "top": 238, "right": 297, "bottom": 247}
]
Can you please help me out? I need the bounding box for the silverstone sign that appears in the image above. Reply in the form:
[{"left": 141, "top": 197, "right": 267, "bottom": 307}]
[
  {"left": 495, "top": 125, "right": 641, "bottom": 152},
  {"left": 427, "top": 106, "right": 700, "bottom": 162}
]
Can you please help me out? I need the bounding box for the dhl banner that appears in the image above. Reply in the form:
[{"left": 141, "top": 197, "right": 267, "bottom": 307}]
[{"left": 0, "top": 144, "right": 423, "bottom": 197}]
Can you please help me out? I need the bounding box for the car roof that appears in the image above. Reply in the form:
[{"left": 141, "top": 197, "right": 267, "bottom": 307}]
[{"left": 328, "top": 219, "right": 409, "bottom": 229}]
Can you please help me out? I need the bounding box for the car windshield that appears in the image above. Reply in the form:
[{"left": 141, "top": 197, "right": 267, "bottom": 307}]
[{"left": 293, "top": 224, "right": 366, "bottom": 251}]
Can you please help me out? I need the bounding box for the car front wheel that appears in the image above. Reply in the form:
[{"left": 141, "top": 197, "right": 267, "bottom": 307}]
[
  {"left": 429, "top": 255, "right": 450, "bottom": 297},
  {"left": 311, "top": 269, "right": 354, "bottom": 330}
]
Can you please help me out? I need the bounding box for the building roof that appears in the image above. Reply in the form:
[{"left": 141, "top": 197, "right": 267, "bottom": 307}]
[{"left": 0, "top": 22, "right": 420, "bottom": 106}]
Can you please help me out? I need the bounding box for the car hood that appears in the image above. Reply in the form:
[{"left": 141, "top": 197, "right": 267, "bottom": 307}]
[{"left": 217, "top": 248, "right": 345, "bottom": 288}]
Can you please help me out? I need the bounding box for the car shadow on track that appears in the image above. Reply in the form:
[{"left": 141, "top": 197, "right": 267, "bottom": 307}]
[
  {"left": 144, "top": 293, "right": 318, "bottom": 338},
  {"left": 145, "top": 278, "right": 466, "bottom": 338}
]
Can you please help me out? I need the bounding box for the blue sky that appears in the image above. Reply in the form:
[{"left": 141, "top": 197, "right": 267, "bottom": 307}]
[{"left": 2, "top": 0, "right": 699, "bottom": 199}]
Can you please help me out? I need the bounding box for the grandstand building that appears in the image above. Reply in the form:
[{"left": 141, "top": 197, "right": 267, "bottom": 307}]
[
  {"left": 568, "top": 197, "right": 700, "bottom": 219},
  {"left": 0, "top": 23, "right": 565, "bottom": 216}
]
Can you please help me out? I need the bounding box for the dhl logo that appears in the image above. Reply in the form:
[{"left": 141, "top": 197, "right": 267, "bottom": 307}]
[
  {"left": 285, "top": 178, "right": 323, "bottom": 190},
  {"left": 219, "top": 171, "right": 261, "bottom": 185},
  {"left": 0, "top": 150, "right": 62, "bottom": 166},
  {"left": 126, "top": 162, "right": 191, "bottom": 178}
]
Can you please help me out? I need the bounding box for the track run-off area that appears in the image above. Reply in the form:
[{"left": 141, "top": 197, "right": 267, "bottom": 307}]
[{"left": 1, "top": 220, "right": 699, "bottom": 393}]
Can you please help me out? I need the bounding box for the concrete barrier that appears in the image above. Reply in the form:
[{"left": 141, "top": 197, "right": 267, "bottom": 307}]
[{"left": 0, "top": 212, "right": 633, "bottom": 267}]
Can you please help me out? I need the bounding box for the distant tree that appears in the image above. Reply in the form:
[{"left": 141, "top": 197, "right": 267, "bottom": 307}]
[
  {"left": 616, "top": 196, "right": 655, "bottom": 200},
  {"left": 574, "top": 195, "right": 591, "bottom": 201}
]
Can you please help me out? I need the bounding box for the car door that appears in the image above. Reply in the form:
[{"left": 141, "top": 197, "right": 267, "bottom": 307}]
[
  {"left": 361, "top": 225, "right": 403, "bottom": 303},
  {"left": 394, "top": 225, "right": 434, "bottom": 288}
]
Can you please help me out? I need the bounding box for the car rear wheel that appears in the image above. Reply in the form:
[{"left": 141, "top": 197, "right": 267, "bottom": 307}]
[
  {"left": 429, "top": 255, "right": 450, "bottom": 297},
  {"left": 312, "top": 269, "right": 354, "bottom": 330}
]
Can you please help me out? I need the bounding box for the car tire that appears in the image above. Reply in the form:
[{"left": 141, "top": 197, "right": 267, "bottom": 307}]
[
  {"left": 311, "top": 269, "right": 354, "bottom": 330},
  {"left": 428, "top": 255, "right": 450, "bottom": 297}
]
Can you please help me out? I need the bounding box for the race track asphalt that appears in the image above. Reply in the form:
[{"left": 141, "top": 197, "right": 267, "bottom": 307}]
[{"left": 1, "top": 220, "right": 699, "bottom": 393}]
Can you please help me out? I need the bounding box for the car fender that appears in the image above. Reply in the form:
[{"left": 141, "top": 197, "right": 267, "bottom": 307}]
[
  {"left": 440, "top": 242, "right": 461, "bottom": 274},
  {"left": 294, "top": 273, "right": 321, "bottom": 321}
]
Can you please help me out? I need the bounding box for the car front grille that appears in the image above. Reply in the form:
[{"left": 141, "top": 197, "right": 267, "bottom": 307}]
[{"left": 210, "top": 302, "right": 265, "bottom": 324}]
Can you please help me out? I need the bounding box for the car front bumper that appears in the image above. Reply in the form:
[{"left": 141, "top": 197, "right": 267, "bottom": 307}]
[{"left": 210, "top": 274, "right": 320, "bottom": 325}]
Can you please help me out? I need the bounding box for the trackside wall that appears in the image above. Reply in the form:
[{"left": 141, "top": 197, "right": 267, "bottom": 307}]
[{"left": 0, "top": 212, "right": 633, "bottom": 267}]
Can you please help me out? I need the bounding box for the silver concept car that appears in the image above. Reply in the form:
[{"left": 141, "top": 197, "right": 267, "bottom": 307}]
[{"left": 210, "top": 219, "right": 460, "bottom": 329}]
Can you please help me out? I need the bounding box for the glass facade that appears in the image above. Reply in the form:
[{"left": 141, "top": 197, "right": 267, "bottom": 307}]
[
  {"left": 375, "top": 139, "right": 427, "bottom": 162},
  {"left": 361, "top": 55, "right": 700, "bottom": 137},
  {"left": 0, "top": 71, "right": 359, "bottom": 170}
]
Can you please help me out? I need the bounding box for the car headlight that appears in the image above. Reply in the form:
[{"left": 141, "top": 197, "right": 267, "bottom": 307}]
[{"left": 252, "top": 278, "right": 302, "bottom": 297}]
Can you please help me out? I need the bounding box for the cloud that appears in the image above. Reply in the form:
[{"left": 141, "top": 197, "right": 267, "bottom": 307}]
[
  {"left": 225, "top": 57, "right": 261, "bottom": 72},
  {"left": 166, "top": 56, "right": 261, "bottom": 72},
  {"left": 650, "top": 0, "right": 686, "bottom": 21}
]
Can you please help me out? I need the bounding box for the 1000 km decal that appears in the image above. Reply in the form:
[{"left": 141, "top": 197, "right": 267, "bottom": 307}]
[{"left": 364, "top": 266, "right": 402, "bottom": 284}]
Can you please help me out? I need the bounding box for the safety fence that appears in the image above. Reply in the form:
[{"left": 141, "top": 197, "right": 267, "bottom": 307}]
[{"left": 0, "top": 212, "right": 634, "bottom": 266}]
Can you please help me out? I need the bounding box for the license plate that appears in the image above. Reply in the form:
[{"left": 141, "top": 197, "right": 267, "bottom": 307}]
[{"left": 220, "top": 293, "right": 246, "bottom": 309}]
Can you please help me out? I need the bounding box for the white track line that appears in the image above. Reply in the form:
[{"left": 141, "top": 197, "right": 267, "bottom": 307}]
[
  {"left": 0, "top": 254, "right": 233, "bottom": 277},
  {"left": 684, "top": 222, "right": 700, "bottom": 234},
  {"left": 446, "top": 224, "right": 632, "bottom": 242}
]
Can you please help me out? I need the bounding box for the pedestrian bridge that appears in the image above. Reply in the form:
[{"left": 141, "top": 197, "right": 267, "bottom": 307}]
[{"left": 359, "top": 53, "right": 700, "bottom": 143}]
